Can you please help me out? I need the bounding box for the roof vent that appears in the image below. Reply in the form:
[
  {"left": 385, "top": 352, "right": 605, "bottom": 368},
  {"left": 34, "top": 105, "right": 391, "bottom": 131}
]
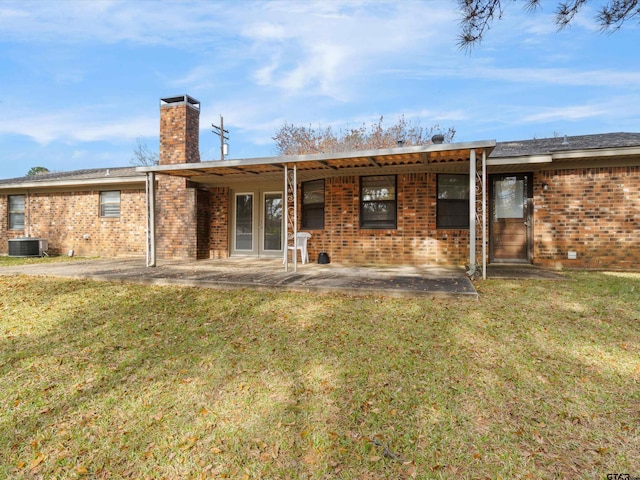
[
  {"left": 431, "top": 134, "right": 445, "bottom": 144},
  {"left": 561, "top": 135, "right": 569, "bottom": 146}
]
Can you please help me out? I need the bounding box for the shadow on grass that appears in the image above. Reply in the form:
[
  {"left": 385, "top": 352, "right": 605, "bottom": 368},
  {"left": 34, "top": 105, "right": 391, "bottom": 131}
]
[{"left": 0, "top": 272, "right": 638, "bottom": 478}]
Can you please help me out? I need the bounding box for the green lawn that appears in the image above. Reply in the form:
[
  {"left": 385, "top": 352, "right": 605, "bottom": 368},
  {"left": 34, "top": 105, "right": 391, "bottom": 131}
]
[
  {"left": 0, "top": 271, "right": 638, "bottom": 479},
  {"left": 0, "top": 255, "right": 82, "bottom": 266}
]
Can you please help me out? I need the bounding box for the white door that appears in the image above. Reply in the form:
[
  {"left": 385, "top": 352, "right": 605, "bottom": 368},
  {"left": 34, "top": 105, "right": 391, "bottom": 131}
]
[{"left": 231, "top": 191, "right": 283, "bottom": 257}]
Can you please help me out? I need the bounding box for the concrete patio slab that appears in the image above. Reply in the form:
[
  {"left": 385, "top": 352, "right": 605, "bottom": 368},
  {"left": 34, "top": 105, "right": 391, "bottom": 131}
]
[{"left": 0, "top": 257, "right": 478, "bottom": 298}]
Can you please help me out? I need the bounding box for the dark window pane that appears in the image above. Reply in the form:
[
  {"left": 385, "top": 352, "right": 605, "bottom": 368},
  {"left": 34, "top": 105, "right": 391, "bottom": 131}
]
[
  {"left": 302, "top": 179, "right": 324, "bottom": 229},
  {"left": 235, "top": 194, "right": 253, "bottom": 250},
  {"left": 360, "top": 175, "right": 396, "bottom": 229},
  {"left": 437, "top": 175, "right": 469, "bottom": 229},
  {"left": 263, "top": 193, "right": 282, "bottom": 251}
]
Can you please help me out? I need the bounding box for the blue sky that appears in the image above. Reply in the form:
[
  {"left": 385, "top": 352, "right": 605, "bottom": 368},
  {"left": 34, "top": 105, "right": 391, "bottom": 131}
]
[{"left": 0, "top": 0, "right": 638, "bottom": 179}]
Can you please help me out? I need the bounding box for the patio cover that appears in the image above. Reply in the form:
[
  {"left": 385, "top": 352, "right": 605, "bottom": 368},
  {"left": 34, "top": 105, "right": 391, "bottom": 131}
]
[{"left": 137, "top": 140, "right": 496, "bottom": 276}]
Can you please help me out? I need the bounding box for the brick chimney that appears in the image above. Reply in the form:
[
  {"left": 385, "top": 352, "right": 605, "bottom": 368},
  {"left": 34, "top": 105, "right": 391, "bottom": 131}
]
[
  {"left": 159, "top": 95, "right": 200, "bottom": 165},
  {"left": 156, "top": 95, "right": 210, "bottom": 260}
]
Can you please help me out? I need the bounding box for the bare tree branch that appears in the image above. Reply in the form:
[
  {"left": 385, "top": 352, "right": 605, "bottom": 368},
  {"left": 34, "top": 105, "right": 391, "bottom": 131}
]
[
  {"left": 130, "top": 138, "right": 159, "bottom": 167},
  {"left": 273, "top": 117, "right": 455, "bottom": 156},
  {"left": 457, "top": 0, "right": 639, "bottom": 48}
]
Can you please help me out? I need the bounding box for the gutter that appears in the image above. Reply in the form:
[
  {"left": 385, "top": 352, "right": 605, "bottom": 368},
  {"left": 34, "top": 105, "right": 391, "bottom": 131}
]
[{"left": 0, "top": 175, "right": 145, "bottom": 193}]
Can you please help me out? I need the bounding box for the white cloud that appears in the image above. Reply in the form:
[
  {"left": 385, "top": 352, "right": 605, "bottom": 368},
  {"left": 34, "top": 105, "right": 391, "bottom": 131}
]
[
  {"left": 234, "top": 1, "right": 457, "bottom": 99},
  {"left": 0, "top": 0, "right": 227, "bottom": 46},
  {"left": 0, "top": 108, "right": 156, "bottom": 145},
  {"left": 521, "top": 105, "right": 607, "bottom": 123},
  {"left": 519, "top": 94, "right": 640, "bottom": 124},
  {"left": 402, "top": 62, "right": 640, "bottom": 89}
]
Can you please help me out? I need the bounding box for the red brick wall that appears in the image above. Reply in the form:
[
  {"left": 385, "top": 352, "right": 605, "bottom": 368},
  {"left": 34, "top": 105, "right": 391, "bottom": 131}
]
[
  {"left": 155, "top": 176, "right": 197, "bottom": 259},
  {"left": 298, "top": 173, "right": 469, "bottom": 266},
  {"left": 533, "top": 166, "right": 640, "bottom": 269},
  {"left": 209, "top": 187, "right": 229, "bottom": 259},
  {"left": 196, "top": 189, "right": 211, "bottom": 259},
  {"left": 159, "top": 103, "right": 200, "bottom": 165},
  {"left": 1, "top": 189, "right": 146, "bottom": 257}
]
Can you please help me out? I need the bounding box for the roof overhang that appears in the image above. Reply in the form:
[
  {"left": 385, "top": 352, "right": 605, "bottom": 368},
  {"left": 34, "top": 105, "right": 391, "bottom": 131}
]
[
  {"left": 487, "top": 154, "right": 552, "bottom": 166},
  {"left": 0, "top": 175, "right": 145, "bottom": 194},
  {"left": 137, "top": 140, "right": 496, "bottom": 185},
  {"left": 487, "top": 144, "right": 640, "bottom": 173}
]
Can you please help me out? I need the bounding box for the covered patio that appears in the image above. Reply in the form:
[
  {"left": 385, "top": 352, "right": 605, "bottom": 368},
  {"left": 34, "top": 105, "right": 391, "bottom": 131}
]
[{"left": 138, "top": 139, "right": 495, "bottom": 278}]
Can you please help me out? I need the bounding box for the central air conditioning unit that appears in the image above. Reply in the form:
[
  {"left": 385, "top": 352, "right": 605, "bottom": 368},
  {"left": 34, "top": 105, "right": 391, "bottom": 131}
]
[{"left": 8, "top": 238, "right": 48, "bottom": 257}]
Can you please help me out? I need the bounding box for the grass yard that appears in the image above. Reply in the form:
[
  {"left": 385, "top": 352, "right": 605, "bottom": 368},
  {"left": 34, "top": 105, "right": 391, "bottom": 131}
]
[
  {"left": 0, "top": 270, "right": 638, "bottom": 479},
  {"left": 0, "top": 255, "right": 82, "bottom": 266}
]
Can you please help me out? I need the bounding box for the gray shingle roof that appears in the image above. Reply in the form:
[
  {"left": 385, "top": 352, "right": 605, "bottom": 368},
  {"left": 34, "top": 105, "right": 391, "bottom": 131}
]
[
  {"left": 3, "top": 133, "right": 640, "bottom": 185},
  {"left": 492, "top": 132, "right": 640, "bottom": 158},
  {"left": 0, "top": 166, "right": 143, "bottom": 185}
]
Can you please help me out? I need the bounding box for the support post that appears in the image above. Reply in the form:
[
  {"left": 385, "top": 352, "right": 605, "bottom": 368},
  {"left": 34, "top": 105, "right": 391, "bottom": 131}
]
[
  {"left": 284, "top": 165, "right": 288, "bottom": 272},
  {"left": 468, "top": 149, "right": 476, "bottom": 277},
  {"left": 146, "top": 172, "right": 156, "bottom": 267},
  {"left": 284, "top": 164, "right": 298, "bottom": 272},
  {"left": 482, "top": 149, "right": 487, "bottom": 280}
]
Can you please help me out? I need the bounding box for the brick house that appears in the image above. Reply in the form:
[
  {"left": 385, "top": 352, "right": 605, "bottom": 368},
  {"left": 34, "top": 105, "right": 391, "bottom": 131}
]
[
  {"left": 0, "top": 168, "right": 146, "bottom": 257},
  {"left": 2, "top": 94, "right": 640, "bottom": 274}
]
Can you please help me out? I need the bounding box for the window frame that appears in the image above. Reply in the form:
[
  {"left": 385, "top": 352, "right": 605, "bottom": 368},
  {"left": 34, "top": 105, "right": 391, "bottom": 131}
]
[
  {"left": 302, "top": 179, "right": 325, "bottom": 230},
  {"left": 359, "top": 175, "right": 397, "bottom": 230},
  {"left": 436, "top": 174, "right": 470, "bottom": 229},
  {"left": 100, "top": 190, "right": 121, "bottom": 218},
  {"left": 8, "top": 194, "right": 25, "bottom": 230}
]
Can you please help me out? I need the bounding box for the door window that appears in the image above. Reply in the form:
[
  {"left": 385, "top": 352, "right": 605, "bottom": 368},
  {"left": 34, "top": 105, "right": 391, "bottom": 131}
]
[
  {"left": 235, "top": 193, "right": 253, "bottom": 251},
  {"left": 495, "top": 178, "right": 524, "bottom": 219},
  {"left": 263, "top": 193, "right": 282, "bottom": 251}
]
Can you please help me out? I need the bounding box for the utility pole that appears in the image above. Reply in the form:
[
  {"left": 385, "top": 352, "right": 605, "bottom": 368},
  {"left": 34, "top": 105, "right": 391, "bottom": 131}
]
[{"left": 212, "top": 115, "right": 229, "bottom": 161}]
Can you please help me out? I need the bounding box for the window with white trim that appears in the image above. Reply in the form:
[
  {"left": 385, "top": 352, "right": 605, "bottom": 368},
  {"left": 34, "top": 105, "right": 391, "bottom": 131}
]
[
  {"left": 8, "top": 195, "right": 25, "bottom": 230},
  {"left": 100, "top": 191, "right": 121, "bottom": 218}
]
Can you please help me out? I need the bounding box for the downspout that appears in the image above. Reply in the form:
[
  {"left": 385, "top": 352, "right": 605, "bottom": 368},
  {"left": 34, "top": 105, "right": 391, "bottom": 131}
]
[
  {"left": 146, "top": 172, "right": 156, "bottom": 267},
  {"left": 25, "top": 191, "right": 30, "bottom": 238},
  {"left": 467, "top": 149, "right": 476, "bottom": 277}
]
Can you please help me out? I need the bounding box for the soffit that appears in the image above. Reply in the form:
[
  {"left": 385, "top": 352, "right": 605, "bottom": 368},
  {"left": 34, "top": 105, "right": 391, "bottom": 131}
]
[{"left": 137, "top": 141, "right": 496, "bottom": 186}]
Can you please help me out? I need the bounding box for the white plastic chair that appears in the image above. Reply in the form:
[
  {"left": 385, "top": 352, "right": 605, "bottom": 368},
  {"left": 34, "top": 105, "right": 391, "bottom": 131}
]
[{"left": 283, "top": 232, "right": 312, "bottom": 264}]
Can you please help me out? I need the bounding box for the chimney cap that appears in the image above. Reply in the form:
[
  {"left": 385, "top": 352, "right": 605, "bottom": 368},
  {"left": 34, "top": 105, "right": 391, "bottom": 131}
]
[{"left": 160, "top": 94, "right": 200, "bottom": 110}]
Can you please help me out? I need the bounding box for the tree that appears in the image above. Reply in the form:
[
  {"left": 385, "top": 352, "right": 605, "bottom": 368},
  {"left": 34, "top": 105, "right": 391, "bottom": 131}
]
[
  {"left": 272, "top": 116, "right": 456, "bottom": 156},
  {"left": 458, "top": 0, "right": 640, "bottom": 48},
  {"left": 26, "top": 166, "right": 49, "bottom": 176},
  {"left": 130, "top": 138, "right": 159, "bottom": 166}
]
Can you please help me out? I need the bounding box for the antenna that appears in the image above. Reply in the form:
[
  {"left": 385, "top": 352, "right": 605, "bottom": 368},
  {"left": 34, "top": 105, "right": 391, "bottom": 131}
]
[{"left": 212, "top": 115, "right": 229, "bottom": 161}]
